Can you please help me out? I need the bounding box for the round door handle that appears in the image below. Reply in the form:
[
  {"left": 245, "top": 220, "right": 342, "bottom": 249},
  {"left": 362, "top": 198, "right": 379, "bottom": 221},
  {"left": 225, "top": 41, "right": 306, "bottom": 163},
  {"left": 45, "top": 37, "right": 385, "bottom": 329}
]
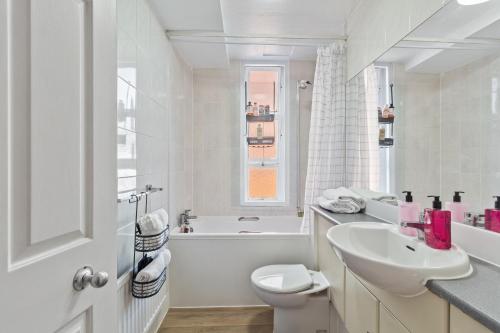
[{"left": 73, "top": 266, "right": 109, "bottom": 291}]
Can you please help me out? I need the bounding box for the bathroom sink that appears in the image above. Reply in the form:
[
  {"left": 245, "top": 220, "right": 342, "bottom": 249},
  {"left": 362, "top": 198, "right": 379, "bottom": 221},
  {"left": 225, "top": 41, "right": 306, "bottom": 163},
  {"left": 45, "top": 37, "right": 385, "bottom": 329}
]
[{"left": 326, "top": 222, "right": 473, "bottom": 297}]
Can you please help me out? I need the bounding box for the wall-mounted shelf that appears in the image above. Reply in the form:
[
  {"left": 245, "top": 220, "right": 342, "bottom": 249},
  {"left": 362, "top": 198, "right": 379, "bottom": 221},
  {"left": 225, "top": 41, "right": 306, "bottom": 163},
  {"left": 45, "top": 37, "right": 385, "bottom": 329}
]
[
  {"left": 378, "top": 116, "right": 394, "bottom": 124},
  {"left": 379, "top": 138, "right": 394, "bottom": 147},
  {"left": 247, "top": 137, "right": 275, "bottom": 146},
  {"left": 246, "top": 114, "right": 275, "bottom": 122}
]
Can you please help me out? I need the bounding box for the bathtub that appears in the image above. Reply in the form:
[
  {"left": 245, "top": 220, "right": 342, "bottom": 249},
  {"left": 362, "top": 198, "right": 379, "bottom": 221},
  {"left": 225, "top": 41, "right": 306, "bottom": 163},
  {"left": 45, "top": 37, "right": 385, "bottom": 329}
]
[{"left": 169, "top": 216, "right": 312, "bottom": 307}]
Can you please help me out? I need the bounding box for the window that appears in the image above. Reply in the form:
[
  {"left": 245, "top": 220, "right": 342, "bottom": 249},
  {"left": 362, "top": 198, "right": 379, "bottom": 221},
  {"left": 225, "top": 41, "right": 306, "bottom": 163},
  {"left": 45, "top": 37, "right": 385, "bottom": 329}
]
[
  {"left": 375, "top": 64, "right": 394, "bottom": 194},
  {"left": 241, "top": 65, "right": 286, "bottom": 205}
]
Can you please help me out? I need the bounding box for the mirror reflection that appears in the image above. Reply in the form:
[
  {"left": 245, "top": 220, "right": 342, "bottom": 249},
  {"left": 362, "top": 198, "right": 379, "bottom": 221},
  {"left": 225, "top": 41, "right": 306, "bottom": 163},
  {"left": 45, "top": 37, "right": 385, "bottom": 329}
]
[{"left": 353, "top": 0, "right": 500, "bottom": 231}]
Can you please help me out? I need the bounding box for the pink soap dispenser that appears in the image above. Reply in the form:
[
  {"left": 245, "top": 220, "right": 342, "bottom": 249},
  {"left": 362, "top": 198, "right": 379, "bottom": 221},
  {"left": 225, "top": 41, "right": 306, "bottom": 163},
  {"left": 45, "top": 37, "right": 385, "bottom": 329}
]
[
  {"left": 424, "top": 196, "right": 451, "bottom": 250},
  {"left": 445, "top": 191, "right": 467, "bottom": 223},
  {"left": 400, "top": 191, "right": 420, "bottom": 237},
  {"left": 485, "top": 196, "right": 500, "bottom": 233}
]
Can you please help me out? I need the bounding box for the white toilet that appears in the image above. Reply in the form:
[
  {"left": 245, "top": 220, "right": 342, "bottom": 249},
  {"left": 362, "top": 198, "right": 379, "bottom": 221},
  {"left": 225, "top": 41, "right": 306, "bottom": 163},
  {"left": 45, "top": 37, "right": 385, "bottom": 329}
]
[{"left": 251, "top": 264, "right": 330, "bottom": 333}]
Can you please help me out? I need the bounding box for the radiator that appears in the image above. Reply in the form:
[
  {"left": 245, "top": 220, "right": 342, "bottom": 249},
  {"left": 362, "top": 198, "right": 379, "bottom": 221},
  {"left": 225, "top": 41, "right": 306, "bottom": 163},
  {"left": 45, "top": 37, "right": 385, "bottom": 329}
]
[{"left": 117, "top": 272, "right": 169, "bottom": 333}]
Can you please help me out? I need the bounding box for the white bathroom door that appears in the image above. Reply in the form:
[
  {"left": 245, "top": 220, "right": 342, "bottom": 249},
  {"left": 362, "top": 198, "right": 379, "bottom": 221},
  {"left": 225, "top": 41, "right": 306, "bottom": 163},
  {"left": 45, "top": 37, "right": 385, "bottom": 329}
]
[{"left": 0, "top": 0, "right": 117, "bottom": 332}]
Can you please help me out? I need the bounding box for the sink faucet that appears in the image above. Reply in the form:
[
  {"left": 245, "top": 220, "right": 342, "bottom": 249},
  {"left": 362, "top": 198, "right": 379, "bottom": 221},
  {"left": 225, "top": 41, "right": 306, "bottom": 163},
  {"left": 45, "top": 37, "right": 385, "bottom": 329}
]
[
  {"left": 179, "top": 209, "right": 197, "bottom": 227},
  {"left": 464, "top": 212, "right": 485, "bottom": 227},
  {"left": 401, "top": 213, "right": 426, "bottom": 241}
]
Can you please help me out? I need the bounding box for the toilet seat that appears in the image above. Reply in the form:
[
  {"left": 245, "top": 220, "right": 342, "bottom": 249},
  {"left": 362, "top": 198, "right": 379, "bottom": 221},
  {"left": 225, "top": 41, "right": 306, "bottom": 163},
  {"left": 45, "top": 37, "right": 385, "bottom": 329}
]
[{"left": 251, "top": 264, "right": 329, "bottom": 295}]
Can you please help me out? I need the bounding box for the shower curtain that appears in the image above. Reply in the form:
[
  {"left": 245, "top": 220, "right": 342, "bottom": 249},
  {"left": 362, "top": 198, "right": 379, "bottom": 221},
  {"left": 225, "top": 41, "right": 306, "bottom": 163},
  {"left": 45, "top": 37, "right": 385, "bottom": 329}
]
[
  {"left": 302, "top": 44, "right": 379, "bottom": 233},
  {"left": 302, "top": 43, "right": 347, "bottom": 233},
  {"left": 346, "top": 65, "right": 380, "bottom": 190}
]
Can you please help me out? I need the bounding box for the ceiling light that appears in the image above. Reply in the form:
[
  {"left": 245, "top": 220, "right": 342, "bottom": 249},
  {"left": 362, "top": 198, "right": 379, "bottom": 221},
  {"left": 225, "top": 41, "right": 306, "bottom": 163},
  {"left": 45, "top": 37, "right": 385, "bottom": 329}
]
[{"left": 457, "top": 0, "right": 490, "bottom": 5}]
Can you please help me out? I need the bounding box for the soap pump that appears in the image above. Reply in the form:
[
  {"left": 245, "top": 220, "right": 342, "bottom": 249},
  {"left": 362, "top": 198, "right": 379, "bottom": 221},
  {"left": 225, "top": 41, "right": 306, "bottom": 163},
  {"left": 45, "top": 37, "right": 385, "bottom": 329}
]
[
  {"left": 445, "top": 191, "right": 467, "bottom": 223},
  {"left": 485, "top": 196, "right": 500, "bottom": 233},
  {"left": 399, "top": 191, "right": 420, "bottom": 237},
  {"left": 425, "top": 196, "right": 451, "bottom": 250}
]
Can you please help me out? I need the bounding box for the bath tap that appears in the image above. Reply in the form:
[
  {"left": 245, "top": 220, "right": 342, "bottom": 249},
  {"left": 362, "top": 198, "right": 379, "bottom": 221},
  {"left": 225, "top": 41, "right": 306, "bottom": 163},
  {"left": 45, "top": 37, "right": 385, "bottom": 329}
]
[{"left": 179, "top": 209, "right": 197, "bottom": 227}]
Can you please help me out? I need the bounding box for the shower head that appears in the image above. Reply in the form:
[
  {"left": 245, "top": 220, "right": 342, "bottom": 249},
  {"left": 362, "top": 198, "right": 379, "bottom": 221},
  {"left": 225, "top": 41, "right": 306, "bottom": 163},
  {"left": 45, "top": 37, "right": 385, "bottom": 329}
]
[{"left": 298, "top": 80, "right": 312, "bottom": 89}]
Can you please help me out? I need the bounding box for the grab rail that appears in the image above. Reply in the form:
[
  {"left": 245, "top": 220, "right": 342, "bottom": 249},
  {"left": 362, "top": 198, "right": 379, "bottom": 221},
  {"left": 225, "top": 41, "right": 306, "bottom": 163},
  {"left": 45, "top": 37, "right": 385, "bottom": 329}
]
[{"left": 238, "top": 216, "right": 260, "bottom": 222}]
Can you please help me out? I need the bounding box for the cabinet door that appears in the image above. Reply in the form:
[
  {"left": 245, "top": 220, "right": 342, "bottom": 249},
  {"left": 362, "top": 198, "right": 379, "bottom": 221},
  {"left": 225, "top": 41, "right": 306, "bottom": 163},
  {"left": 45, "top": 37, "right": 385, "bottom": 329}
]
[
  {"left": 380, "top": 304, "right": 409, "bottom": 333},
  {"left": 345, "top": 270, "right": 379, "bottom": 333},
  {"left": 317, "top": 215, "right": 346, "bottom": 320},
  {"left": 450, "top": 305, "right": 492, "bottom": 333}
]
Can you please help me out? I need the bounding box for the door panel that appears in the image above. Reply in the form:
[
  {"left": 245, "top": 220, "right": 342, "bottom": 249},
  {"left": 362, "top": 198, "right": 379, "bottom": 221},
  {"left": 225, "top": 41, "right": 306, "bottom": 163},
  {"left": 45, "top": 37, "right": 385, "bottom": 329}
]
[
  {"left": 9, "top": 0, "right": 93, "bottom": 265},
  {"left": 0, "top": 0, "right": 117, "bottom": 331}
]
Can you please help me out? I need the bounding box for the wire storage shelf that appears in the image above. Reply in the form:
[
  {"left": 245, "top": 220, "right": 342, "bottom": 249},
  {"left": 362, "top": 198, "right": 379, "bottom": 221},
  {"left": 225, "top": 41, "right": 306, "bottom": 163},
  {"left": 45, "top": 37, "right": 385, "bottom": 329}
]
[
  {"left": 135, "top": 225, "right": 169, "bottom": 252},
  {"left": 132, "top": 267, "right": 167, "bottom": 298},
  {"left": 120, "top": 184, "right": 168, "bottom": 299}
]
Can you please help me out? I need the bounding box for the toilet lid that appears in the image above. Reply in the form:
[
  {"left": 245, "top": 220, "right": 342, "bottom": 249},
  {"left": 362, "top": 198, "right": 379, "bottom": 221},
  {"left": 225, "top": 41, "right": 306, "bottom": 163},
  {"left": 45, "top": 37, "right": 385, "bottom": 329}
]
[{"left": 251, "top": 264, "right": 313, "bottom": 294}]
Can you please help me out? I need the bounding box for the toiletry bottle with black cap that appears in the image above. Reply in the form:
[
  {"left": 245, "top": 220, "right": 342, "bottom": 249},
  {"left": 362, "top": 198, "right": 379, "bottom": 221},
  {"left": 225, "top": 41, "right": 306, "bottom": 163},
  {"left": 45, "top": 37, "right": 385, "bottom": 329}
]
[
  {"left": 485, "top": 196, "right": 500, "bottom": 233},
  {"left": 445, "top": 191, "right": 467, "bottom": 223},
  {"left": 424, "top": 196, "right": 451, "bottom": 250},
  {"left": 400, "top": 191, "right": 420, "bottom": 236}
]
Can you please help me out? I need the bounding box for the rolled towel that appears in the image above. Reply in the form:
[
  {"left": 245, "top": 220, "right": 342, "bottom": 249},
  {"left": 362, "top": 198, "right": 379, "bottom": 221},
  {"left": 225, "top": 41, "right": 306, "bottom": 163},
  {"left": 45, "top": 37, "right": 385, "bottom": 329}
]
[
  {"left": 135, "top": 249, "right": 171, "bottom": 283},
  {"left": 350, "top": 188, "right": 399, "bottom": 206},
  {"left": 317, "top": 195, "right": 363, "bottom": 214},
  {"left": 137, "top": 213, "right": 165, "bottom": 235},
  {"left": 152, "top": 208, "right": 169, "bottom": 227},
  {"left": 323, "top": 187, "right": 366, "bottom": 209}
]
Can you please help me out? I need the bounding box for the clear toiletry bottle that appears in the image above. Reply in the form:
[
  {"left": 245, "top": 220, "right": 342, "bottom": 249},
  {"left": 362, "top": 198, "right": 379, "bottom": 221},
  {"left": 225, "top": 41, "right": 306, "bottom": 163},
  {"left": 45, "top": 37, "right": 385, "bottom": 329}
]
[
  {"left": 256, "top": 124, "right": 263, "bottom": 139},
  {"left": 400, "top": 191, "right": 420, "bottom": 237},
  {"left": 485, "top": 196, "right": 500, "bottom": 233},
  {"left": 445, "top": 191, "right": 467, "bottom": 223}
]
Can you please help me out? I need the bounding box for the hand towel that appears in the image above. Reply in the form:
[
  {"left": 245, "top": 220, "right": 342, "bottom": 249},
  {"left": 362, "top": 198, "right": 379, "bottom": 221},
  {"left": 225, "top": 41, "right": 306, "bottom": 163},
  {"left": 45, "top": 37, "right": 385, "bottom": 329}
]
[
  {"left": 152, "top": 208, "right": 169, "bottom": 227},
  {"left": 135, "top": 249, "right": 172, "bottom": 283},
  {"left": 323, "top": 187, "right": 366, "bottom": 208},
  {"left": 317, "top": 187, "right": 366, "bottom": 214},
  {"left": 350, "top": 188, "right": 399, "bottom": 206},
  {"left": 138, "top": 213, "right": 165, "bottom": 235}
]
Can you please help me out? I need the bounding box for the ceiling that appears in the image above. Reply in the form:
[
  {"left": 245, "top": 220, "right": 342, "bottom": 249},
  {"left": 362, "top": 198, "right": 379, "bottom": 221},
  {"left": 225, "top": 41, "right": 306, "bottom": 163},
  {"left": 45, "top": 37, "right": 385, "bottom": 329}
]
[
  {"left": 378, "top": 0, "right": 500, "bottom": 74},
  {"left": 149, "top": 0, "right": 358, "bottom": 68}
]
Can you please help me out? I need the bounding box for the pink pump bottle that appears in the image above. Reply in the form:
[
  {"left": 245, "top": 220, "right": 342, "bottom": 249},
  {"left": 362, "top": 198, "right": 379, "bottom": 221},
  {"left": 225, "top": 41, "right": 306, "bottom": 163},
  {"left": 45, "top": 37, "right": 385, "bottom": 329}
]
[
  {"left": 485, "top": 196, "right": 500, "bottom": 233},
  {"left": 406, "top": 196, "right": 451, "bottom": 250},
  {"left": 445, "top": 191, "right": 467, "bottom": 223},
  {"left": 400, "top": 191, "right": 420, "bottom": 237}
]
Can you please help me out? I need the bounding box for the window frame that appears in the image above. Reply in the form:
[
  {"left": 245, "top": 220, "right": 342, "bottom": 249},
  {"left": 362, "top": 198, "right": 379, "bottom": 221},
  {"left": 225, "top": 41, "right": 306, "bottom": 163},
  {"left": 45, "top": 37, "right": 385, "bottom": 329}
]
[{"left": 240, "top": 63, "right": 288, "bottom": 206}]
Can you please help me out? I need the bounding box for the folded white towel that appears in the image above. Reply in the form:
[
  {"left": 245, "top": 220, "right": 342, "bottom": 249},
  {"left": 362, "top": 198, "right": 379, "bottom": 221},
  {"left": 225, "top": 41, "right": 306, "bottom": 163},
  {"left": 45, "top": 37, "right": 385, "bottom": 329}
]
[
  {"left": 138, "top": 213, "right": 165, "bottom": 235},
  {"left": 317, "top": 192, "right": 364, "bottom": 214},
  {"left": 135, "top": 249, "right": 172, "bottom": 283},
  {"left": 323, "top": 187, "right": 365, "bottom": 208},
  {"left": 350, "top": 188, "right": 399, "bottom": 206}
]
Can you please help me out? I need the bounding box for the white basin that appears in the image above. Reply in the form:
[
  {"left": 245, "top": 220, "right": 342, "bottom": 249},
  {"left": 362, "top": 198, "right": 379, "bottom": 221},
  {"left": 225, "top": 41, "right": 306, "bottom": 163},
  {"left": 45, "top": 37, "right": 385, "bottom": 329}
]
[{"left": 326, "top": 222, "right": 473, "bottom": 297}]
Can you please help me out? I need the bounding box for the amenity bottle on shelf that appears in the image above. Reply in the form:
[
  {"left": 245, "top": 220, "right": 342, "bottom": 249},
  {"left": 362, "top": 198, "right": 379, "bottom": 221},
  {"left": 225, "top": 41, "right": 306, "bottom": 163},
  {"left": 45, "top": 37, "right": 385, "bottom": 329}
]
[
  {"left": 445, "top": 191, "right": 467, "bottom": 223},
  {"left": 399, "top": 191, "right": 420, "bottom": 237},
  {"left": 485, "top": 196, "right": 500, "bottom": 233}
]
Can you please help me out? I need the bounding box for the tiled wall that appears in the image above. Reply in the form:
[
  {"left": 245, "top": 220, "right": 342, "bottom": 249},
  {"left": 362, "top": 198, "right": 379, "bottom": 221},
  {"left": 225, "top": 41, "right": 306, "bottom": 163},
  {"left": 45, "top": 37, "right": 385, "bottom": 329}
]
[
  {"left": 393, "top": 54, "right": 500, "bottom": 212},
  {"left": 116, "top": 0, "right": 192, "bottom": 277},
  {"left": 440, "top": 55, "right": 500, "bottom": 212},
  {"left": 393, "top": 64, "right": 441, "bottom": 206},
  {"left": 192, "top": 61, "right": 315, "bottom": 216}
]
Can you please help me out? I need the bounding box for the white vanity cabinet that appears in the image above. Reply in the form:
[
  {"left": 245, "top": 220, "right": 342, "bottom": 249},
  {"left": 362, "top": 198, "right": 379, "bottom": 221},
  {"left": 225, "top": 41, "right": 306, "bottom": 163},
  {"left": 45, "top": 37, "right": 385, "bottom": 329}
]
[
  {"left": 315, "top": 213, "right": 450, "bottom": 333},
  {"left": 345, "top": 269, "right": 379, "bottom": 333},
  {"left": 380, "top": 304, "right": 410, "bottom": 333},
  {"left": 450, "top": 305, "right": 492, "bottom": 333},
  {"left": 316, "top": 214, "right": 346, "bottom": 320}
]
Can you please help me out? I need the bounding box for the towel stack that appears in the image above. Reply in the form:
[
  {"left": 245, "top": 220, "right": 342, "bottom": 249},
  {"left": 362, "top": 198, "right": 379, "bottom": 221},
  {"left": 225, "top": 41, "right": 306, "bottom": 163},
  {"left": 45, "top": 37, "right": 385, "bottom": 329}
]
[
  {"left": 350, "top": 188, "right": 399, "bottom": 206},
  {"left": 137, "top": 208, "right": 169, "bottom": 249},
  {"left": 135, "top": 249, "right": 172, "bottom": 282},
  {"left": 317, "top": 187, "right": 366, "bottom": 213}
]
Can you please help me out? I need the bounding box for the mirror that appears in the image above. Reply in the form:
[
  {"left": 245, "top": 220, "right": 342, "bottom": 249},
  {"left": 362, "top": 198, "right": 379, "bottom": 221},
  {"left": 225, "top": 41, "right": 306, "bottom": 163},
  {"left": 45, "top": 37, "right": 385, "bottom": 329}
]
[{"left": 351, "top": 0, "right": 500, "bottom": 231}]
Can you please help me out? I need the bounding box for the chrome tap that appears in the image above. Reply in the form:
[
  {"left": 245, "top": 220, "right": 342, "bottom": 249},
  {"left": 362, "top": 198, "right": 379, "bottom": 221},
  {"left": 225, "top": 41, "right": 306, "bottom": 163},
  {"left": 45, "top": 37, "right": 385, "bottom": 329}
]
[
  {"left": 401, "top": 213, "right": 426, "bottom": 241},
  {"left": 464, "top": 212, "right": 485, "bottom": 227},
  {"left": 179, "top": 209, "right": 197, "bottom": 227}
]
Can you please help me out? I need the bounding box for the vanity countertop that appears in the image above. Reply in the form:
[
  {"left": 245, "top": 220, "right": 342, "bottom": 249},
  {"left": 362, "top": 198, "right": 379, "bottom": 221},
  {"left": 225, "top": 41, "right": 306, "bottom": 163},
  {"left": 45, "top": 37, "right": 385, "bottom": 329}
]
[{"left": 312, "top": 205, "right": 500, "bottom": 332}]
